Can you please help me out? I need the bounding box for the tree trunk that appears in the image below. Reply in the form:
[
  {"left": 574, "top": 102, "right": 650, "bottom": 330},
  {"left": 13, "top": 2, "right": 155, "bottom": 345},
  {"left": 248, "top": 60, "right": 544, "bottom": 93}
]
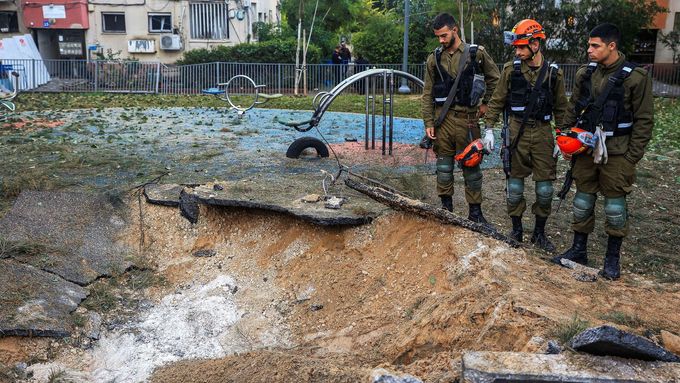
[{"left": 344, "top": 177, "right": 520, "bottom": 247}]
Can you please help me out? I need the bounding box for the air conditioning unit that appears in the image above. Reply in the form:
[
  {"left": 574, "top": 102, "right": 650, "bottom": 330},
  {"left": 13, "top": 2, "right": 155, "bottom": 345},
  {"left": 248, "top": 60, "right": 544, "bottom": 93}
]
[{"left": 160, "top": 34, "right": 182, "bottom": 51}]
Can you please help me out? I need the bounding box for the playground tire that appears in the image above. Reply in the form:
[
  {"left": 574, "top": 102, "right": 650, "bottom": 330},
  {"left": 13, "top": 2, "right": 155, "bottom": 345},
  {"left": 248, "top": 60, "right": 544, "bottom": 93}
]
[{"left": 286, "top": 137, "right": 329, "bottom": 158}]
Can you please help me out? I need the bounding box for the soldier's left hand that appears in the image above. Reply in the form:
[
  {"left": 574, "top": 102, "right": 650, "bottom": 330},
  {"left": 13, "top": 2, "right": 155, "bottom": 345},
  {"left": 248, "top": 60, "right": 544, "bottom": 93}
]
[
  {"left": 482, "top": 128, "right": 495, "bottom": 152},
  {"left": 478, "top": 104, "right": 488, "bottom": 117}
]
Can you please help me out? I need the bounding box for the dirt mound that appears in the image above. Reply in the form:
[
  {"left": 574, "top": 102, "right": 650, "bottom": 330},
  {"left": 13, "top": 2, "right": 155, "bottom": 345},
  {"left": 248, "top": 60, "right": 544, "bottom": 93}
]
[{"left": 129, "top": 201, "right": 679, "bottom": 382}]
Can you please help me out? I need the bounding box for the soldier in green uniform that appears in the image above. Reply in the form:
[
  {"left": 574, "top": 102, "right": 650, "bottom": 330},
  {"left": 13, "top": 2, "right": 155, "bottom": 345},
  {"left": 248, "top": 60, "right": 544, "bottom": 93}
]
[
  {"left": 551, "top": 23, "right": 654, "bottom": 280},
  {"left": 483, "top": 19, "right": 569, "bottom": 252},
  {"left": 422, "top": 12, "right": 500, "bottom": 224}
]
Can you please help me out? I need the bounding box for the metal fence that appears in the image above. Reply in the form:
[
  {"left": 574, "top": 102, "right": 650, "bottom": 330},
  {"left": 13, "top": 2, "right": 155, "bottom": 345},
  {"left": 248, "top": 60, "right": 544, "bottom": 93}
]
[{"left": 1, "top": 59, "right": 679, "bottom": 97}]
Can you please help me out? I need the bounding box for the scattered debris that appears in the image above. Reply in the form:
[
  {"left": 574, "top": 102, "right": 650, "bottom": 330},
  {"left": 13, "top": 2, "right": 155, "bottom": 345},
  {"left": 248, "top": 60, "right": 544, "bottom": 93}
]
[
  {"left": 324, "top": 196, "right": 345, "bottom": 209},
  {"left": 559, "top": 259, "right": 600, "bottom": 282},
  {"left": 301, "top": 194, "right": 321, "bottom": 203},
  {"left": 193, "top": 249, "right": 217, "bottom": 257}
]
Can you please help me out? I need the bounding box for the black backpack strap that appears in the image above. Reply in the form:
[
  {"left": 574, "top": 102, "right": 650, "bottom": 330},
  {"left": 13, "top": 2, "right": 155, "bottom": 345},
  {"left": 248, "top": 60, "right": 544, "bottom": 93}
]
[
  {"left": 574, "top": 62, "right": 598, "bottom": 115},
  {"left": 510, "top": 60, "right": 549, "bottom": 150},
  {"left": 434, "top": 47, "right": 446, "bottom": 82}
]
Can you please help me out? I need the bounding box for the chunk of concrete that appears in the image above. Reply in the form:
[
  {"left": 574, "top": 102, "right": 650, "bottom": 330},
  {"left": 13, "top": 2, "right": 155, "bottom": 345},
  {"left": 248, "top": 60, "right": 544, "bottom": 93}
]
[
  {"left": 569, "top": 325, "right": 680, "bottom": 362},
  {"left": 143, "top": 183, "right": 184, "bottom": 206},
  {"left": 0, "top": 259, "right": 87, "bottom": 337},
  {"left": 559, "top": 259, "right": 599, "bottom": 282},
  {"left": 462, "top": 351, "right": 680, "bottom": 383},
  {"left": 0, "top": 191, "right": 132, "bottom": 285},
  {"left": 179, "top": 189, "right": 200, "bottom": 224}
]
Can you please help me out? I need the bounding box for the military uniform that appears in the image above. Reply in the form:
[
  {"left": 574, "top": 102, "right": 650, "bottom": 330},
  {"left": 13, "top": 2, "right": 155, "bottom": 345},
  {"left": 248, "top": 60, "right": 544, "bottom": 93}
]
[
  {"left": 553, "top": 53, "right": 653, "bottom": 280},
  {"left": 485, "top": 58, "right": 569, "bottom": 218},
  {"left": 564, "top": 53, "right": 653, "bottom": 238},
  {"left": 421, "top": 43, "right": 500, "bottom": 204}
]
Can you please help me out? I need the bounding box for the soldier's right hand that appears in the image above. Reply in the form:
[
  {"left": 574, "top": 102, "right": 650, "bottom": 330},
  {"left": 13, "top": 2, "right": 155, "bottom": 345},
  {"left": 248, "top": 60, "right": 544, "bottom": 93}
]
[{"left": 426, "top": 127, "right": 437, "bottom": 140}]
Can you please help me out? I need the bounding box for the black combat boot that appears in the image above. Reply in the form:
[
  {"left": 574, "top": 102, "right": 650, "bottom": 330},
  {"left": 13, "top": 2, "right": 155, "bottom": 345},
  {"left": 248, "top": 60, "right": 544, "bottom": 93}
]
[
  {"left": 600, "top": 235, "right": 623, "bottom": 280},
  {"left": 509, "top": 216, "right": 523, "bottom": 242},
  {"left": 440, "top": 195, "right": 453, "bottom": 212},
  {"left": 468, "top": 203, "right": 492, "bottom": 227},
  {"left": 551, "top": 231, "right": 588, "bottom": 266},
  {"left": 530, "top": 216, "right": 556, "bottom": 252}
]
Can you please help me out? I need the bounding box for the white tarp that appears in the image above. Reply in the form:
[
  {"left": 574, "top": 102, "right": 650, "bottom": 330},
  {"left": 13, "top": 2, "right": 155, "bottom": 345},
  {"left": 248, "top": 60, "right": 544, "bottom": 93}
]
[{"left": 0, "top": 34, "right": 50, "bottom": 90}]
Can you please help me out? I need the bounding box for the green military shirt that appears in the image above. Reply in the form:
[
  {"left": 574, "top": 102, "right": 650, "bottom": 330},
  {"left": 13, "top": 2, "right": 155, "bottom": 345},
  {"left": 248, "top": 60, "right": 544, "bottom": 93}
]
[
  {"left": 421, "top": 43, "right": 500, "bottom": 130},
  {"left": 485, "top": 57, "right": 569, "bottom": 129},
  {"left": 565, "top": 53, "right": 653, "bottom": 164}
]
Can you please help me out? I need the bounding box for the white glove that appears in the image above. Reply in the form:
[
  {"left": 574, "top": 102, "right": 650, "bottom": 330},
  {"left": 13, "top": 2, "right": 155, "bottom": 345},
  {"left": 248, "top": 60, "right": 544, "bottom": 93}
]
[
  {"left": 553, "top": 144, "right": 561, "bottom": 159},
  {"left": 482, "top": 128, "right": 495, "bottom": 152}
]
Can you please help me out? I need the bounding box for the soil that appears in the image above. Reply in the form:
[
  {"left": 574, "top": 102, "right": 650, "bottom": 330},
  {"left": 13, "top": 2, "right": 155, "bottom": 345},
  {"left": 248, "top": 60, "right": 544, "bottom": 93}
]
[{"left": 139, "top": 192, "right": 679, "bottom": 381}]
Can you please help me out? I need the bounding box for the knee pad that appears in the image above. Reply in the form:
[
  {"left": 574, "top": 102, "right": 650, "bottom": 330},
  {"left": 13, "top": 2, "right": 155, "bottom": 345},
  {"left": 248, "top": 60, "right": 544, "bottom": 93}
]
[
  {"left": 572, "top": 191, "right": 596, "bottom": 222},
  {"left": 507, "top": 177, "right": 524, "bottom": 206},
  {"left": 436, "top": 156, "right": 454, "bottom": 184},
  {"left": 604, "top": 197, "right": 627, "bottom": 229},
  {"left": 463, "top": 166, "right": 483, "bottom": 191},
  {"left": 535, "top": 180, "right": 554, "bottom": 209}
]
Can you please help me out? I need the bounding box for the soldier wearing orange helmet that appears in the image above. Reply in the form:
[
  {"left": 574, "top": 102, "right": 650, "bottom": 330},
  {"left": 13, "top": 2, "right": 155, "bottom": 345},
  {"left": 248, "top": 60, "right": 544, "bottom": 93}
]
[
  {"left": 551, "top": 23, "right": 654, "bottom": 280},
  {"left": 483, "top": 19, "right": 569, "bottom": 251}
]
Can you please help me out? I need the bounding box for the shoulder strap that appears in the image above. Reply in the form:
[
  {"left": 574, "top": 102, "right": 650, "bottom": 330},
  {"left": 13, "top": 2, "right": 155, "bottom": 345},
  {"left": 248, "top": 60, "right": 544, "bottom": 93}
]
[
  {"left": 589, "top": 61, "right": 636, "bottom": 115},
  {"left": 434, "top": 47, "right": 447, "bottom": 81},
  {"left": 434, "top": 44, "right": 470, "bottom": 128},
  {"left": 510, "top": 60, "right": 549, "bottom": 150}
]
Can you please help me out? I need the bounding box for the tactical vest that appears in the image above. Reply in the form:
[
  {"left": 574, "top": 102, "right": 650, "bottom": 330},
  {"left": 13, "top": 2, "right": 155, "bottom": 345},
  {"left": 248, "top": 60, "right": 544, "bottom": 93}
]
[
  {"left": 576, "top": 61, "right": 637, "bottom": 137},
  {"left": 507, "top": 60, "right": 558, "bottom": 122},
  {"left": 432, "top": 44, "right": 481, "bottom": 107}
]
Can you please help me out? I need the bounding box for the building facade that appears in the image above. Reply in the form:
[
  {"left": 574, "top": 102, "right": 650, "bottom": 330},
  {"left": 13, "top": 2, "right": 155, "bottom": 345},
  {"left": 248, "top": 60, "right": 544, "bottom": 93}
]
[{"left": 1, "top": 0, "right": 279, "bottom": 63}]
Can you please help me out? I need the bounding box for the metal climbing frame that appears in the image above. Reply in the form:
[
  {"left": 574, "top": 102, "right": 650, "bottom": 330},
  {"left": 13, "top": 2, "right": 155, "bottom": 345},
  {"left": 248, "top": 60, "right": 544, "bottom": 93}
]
[
  {"left": 202, "top": 74, "right": 282, "bottom": 116},
  {"left": 283, "top": 69, "right": 424, "bottom": 156}
]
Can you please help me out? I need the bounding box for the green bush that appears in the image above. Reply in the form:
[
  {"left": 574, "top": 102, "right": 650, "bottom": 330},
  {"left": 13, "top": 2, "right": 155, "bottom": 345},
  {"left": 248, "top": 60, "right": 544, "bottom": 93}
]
[
  {"left": 351, "top": 11, "right": 404, "bottom": 64},
  {"left": 177, "top": 38, "right": 321, "bottom": 64}
]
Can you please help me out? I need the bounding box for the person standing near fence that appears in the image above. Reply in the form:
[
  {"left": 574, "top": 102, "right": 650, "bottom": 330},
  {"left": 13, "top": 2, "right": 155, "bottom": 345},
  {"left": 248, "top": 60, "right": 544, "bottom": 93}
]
[
  {"left": 340, "top": 40, "right": 352, "bottom": 77},
  {"left": 551, "top": 23, "right": 653, "bottom": 280},
  {"left": 422, "top": 12, "right": 500, "bottom": 225},
  {"left": 483, "top": 19, "right": 569, "bottom": 252},
  {"left": 332, "top": 45, "right": 342, "bottom": 84}
]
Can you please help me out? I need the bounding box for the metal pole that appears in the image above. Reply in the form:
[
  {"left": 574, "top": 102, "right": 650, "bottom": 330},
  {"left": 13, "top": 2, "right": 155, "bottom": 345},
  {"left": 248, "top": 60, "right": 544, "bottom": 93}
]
[
  {"left": 398, "top": 0, "right": 411, "bottom": 94},
  {"left": 155, "top": 62, "right": 161, "bottom": 94},
  {"left": 371, "top": 75, "right": 376, "bottom": 149},
  {"left": 365, "top": 77, "right": 370, "bottom": 150},
  {"left": 389, "top": 70, "right": 394, "bottom": 155},
  {"left": 382, "top": 71, "right": 387, "bottom": 155}
]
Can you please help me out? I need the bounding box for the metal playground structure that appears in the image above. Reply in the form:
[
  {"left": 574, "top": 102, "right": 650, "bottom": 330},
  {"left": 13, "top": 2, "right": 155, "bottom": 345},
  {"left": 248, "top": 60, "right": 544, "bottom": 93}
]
[{"left": 280, "top": 68, "right": 425, "bottom": 156}]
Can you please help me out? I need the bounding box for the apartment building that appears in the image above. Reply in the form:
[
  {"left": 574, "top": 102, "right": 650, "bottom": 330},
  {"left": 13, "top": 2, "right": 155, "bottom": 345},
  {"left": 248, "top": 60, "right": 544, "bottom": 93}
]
[{"left": 1, "top": 0, "right": 279, "bottom": 63}]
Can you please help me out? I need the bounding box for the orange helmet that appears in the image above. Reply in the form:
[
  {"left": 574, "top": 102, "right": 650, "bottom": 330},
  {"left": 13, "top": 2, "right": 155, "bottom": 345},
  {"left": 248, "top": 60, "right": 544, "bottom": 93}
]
[
  {"left": 455, "top": 139, "right": 486, "bottom": 168},
  {"left": 556, "top": 127, "right": 595, "bottom": 155},
  {"left": 504, "top": 19, "right": 546, "bottom": 46}
]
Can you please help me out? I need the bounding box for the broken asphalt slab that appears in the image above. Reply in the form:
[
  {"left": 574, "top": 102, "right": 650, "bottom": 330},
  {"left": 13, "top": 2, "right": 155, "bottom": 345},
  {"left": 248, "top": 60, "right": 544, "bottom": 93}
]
[
  {"left": 461, "top": 351, "right": 680, "bottom": 383},
  {"left": 0, "top": 191, "right": 133, "bottom": 286},
  {"left": 569, "top": 325, "right": 680, "bottom": 362},
  {"left": 144, "top": 176, "right": 391, "bottom": 226},
  {"left": 0, "top": 259, "right": 87, "bottom": 337}
]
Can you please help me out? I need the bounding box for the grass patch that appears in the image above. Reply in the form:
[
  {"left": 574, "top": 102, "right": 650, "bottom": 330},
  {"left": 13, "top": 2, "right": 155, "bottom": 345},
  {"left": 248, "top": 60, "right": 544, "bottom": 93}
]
[
  {"left": 599, "top": 311, "right": 644, "bottom": 328},
  {"left": 81, "top": 280, "right": 118, "bottom": 313},
  {"left": 0, "top": 238, "right": 48, "bottom": 259},
  {"left": 550, "top": 313, "right": 591, "bottom": 344}
]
